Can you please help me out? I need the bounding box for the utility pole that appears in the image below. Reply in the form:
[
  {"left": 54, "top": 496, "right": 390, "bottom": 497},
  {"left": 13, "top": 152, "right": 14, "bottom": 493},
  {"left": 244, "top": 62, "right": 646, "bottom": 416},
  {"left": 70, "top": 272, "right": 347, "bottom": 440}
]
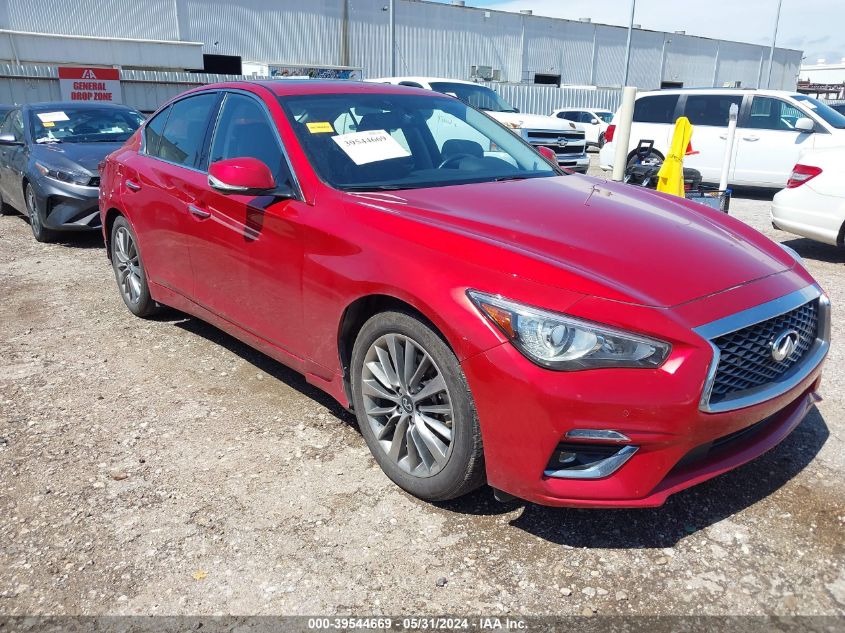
[
  {"left": 766, "top": 0, "right": 783, "bottom": 88},
  {"left": 622, "top": 0, "right": 636, "bottom": 86},
  {"left": 389, "top": 0, "right": 397, "bottom": 76}
]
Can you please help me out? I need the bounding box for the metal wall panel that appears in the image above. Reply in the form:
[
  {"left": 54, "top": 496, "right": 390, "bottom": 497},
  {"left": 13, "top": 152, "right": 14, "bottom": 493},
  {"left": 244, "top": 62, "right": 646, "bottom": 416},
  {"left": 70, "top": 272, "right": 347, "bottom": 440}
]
[
  {"left": 663, "top": 35, "right": 719, "bottom": 87},
  {"left": 180, "top": 0, "right": 343, "bottom": 65},
  {"left": 1, "top": 0, "right": 179, "bottom": 40},
  {"left": 625, "top": 30, "right": 664, "bottom": 90},
  {"left": 484, "top": 82, "right": 622, "bottom": 115},
  {"left": 592, "top": 25, "right": 628, "bottom": 87},
  {"left": 522, "top": 16, "right": 594, "bottom": 86},
  {"left": 715, "top": 40, "right": 764, "bottom": 88}
]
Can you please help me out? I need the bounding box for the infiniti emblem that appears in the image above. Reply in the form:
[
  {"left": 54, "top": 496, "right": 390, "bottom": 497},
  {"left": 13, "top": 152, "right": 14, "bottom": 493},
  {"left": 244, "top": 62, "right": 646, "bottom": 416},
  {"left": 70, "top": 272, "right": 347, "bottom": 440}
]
[
  {"left": 771, "top": 329, "right": 800, "bottom": 362},
  {"left": 401, "top": 395, "right": 414, "bottom": 413}
]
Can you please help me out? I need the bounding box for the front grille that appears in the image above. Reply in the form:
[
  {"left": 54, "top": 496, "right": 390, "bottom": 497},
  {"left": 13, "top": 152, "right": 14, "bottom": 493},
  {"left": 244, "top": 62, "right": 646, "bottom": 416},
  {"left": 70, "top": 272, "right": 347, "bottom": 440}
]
[
  {"left": 709, "top": 300, "right": 818, "bottom": 405},
  {"left": 537, "top": 143, "right": 582, "bottom": 155}
]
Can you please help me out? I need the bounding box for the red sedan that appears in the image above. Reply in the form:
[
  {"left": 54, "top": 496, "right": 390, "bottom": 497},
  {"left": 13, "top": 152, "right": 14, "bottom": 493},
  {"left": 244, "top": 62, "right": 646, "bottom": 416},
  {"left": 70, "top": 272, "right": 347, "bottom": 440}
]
[{"left": 99, "top": 81, "right": 830, "bottom": 507}]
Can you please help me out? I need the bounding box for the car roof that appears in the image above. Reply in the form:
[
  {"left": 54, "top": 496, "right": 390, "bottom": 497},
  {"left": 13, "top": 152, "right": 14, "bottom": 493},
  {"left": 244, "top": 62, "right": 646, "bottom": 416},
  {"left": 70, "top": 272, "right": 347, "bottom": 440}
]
[
  {"left": 193, "top": 79, "right": 433, "bottom": 98},
  {"left": 24, "top": 101, "right": 138, "bottom": 110},
  {"left": 636, "top": 88, "right": 801, "bottom": 98}
]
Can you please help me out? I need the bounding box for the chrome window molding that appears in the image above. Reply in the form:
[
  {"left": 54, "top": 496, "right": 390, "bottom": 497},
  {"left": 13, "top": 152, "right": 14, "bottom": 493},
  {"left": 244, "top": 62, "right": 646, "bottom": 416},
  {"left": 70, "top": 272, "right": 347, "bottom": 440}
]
[
  {"left": 695, "top": 285, "right": 830, "bottom": 413},
  {"left": 544, "top": 445, "right": 638, "bottom": 480}
]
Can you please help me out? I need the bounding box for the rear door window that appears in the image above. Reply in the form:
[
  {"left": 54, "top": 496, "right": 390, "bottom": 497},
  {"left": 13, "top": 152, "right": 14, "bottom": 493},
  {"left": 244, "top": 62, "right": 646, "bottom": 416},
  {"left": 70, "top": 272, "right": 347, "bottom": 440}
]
[
  {"left": 154, "top": 93, "right": 218, "bottom": 168},
  {"left": 633, "top": 95, "right": 680, "bottom": 124},
  {"left": 682, "top": 94, "right": 743, "bottom": 127}
]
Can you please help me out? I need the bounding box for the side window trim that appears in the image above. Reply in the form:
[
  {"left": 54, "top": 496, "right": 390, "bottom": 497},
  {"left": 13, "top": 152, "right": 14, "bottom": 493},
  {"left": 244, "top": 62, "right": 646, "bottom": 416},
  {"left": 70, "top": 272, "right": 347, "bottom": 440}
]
[{"left": 208, "top": 88, "right": 303, "bottom": 201}]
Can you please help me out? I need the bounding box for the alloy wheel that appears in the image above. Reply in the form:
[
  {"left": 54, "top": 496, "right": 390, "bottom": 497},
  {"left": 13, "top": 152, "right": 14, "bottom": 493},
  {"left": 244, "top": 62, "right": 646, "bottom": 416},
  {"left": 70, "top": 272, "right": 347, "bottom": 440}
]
[
  {"left": 113, "top": 226, "right": 143, "bottom": 306},
  {"left": 361, "top": 333, "right": 455, "bottom": 478},
  {"left": 26, "top": 186, "right": 42, "bottom": 237}
]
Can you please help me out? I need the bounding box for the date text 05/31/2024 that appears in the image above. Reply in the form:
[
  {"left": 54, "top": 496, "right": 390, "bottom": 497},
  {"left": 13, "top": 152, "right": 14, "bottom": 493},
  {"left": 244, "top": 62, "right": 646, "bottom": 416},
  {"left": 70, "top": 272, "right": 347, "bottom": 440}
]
[{"left": 306, "top": 617, "right": 528, "bottom": 630}]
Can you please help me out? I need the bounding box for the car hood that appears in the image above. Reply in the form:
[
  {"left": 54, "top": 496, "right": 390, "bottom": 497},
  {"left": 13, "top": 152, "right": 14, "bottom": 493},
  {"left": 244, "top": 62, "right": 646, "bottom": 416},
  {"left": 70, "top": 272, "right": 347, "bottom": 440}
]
[
  {"left": 355, "top": 176, "right": 795, "bottom": 308},
  {"left": 32, "top": 141, "right": 125, "bottom": 174},
  {"left": 488, "top": 111, "right": 578, "bottom": 132}
]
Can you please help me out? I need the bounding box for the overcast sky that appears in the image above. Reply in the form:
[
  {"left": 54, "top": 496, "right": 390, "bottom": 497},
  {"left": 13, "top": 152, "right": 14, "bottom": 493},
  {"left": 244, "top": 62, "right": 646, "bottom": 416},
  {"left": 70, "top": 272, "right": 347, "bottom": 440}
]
[{"left": 432, "top": 0, "right": 843, "bottom": 65}]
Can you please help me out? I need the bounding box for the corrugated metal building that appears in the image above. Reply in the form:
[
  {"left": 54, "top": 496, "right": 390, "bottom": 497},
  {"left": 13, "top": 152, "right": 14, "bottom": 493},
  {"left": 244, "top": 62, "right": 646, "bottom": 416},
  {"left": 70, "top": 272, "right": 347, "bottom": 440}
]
[{"left": 0, "top": 0, "right": 802, "bottom": 93}]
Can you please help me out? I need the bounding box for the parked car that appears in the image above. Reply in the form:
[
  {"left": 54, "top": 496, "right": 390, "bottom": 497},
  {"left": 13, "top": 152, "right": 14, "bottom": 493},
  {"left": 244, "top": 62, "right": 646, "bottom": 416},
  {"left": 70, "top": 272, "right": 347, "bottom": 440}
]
[
  {"left": 599, "top": 88, "right": 845, "bottom": 188},
  {"left": 100, "top": 80, "right": 829, "bottom": 508},
  {"left": 551, "top": 108, "right": 613, "bottom": 147},
  {"left": 772, "top": 147, "right": 845, "bottom": 247},
  {"left": 0, "top": 102, "right": 144, "bottom": 242},
  {"left": 369, "top": 77, "right": 590, "bottom": 173}
]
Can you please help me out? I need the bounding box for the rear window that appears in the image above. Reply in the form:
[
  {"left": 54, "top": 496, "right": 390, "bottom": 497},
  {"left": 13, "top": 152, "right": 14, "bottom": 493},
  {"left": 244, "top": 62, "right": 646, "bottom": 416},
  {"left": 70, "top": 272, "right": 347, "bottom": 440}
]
[
  {"left": 633, "top": 94, "right": 679, "bottom": 124},
  {"left": 683, "top": 94, "right": 743, "bottom": 127}
]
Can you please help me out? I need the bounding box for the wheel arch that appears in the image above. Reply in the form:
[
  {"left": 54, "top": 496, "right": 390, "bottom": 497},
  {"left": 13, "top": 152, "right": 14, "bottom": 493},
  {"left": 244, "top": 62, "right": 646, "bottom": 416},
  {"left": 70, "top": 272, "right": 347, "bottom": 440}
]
[{"left": 336, "top": 293, "right": 455, "bottom": 409}]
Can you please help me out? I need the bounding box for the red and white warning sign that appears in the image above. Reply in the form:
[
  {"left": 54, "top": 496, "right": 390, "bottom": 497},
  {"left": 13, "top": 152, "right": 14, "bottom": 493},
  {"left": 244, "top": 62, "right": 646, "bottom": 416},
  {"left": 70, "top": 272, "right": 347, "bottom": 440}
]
[{"left": 58, "top": 67, "right": 122, "bottom": 103}]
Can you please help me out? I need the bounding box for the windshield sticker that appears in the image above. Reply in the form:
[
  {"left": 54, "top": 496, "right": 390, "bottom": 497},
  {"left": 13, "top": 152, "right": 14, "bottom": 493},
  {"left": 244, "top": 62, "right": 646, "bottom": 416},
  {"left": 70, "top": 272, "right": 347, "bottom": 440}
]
[
  {"left": 331, "top": 129, "right": 411, "bottom": 165},
  {"left": 306, "top": 121, "right": 334, "bottom": 134},
  {"left": 36, "top": 111, "right": 70, "bottom": 123},
  {"left": 42, "top": 121, "right": 55, "bottom": 128}
]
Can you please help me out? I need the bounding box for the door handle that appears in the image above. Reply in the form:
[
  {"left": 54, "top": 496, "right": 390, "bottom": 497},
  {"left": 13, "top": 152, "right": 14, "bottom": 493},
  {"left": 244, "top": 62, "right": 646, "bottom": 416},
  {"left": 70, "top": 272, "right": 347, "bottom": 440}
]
[
  {"left": 742, "top": 135, "right": 759, "bottom": 142},
  {"left": 719, "top": 133, "right": 728, "bottom": 139},
  {"left": 188, "top": 203, "right": 211, "bottom": 219},
  {"left": 125, "top": 179, "right": 141, "bottom": 191}
]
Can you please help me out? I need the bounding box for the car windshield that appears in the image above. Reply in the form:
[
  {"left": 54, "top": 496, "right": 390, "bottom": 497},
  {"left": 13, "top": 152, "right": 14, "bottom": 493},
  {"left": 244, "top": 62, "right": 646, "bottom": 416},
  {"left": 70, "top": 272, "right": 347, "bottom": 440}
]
[
  {"left": 428, "top": 82, "right": 518, "bottom": 113},
  {"left": 281, "top": 93, "right": 558, "bottom": 192},
  {"left": 29, "top": 106, "right": 144, "bottom": 143},
  {"left": 793, "top": 95, "right": 845, "bottom": 129},
  {"left": 596, "top": 111, "right": 613, "bottom": 123}
]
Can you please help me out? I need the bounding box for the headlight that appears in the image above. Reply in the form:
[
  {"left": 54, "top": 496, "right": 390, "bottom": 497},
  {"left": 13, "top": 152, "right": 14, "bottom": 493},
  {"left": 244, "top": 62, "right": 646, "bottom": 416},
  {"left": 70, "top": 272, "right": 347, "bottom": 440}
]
[
  {"left": 34, "top": 162, "right": 93, "bottom": 186},
  {"left": 468, "top": 291, "right": 671, "bottom": 371}
]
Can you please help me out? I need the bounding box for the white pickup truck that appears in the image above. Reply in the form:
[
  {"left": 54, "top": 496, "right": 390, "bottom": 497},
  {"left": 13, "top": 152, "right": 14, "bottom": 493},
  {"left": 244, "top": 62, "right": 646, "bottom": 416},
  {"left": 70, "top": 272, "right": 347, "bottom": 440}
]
[{"left": 369, "top": 76, "right": 589, "bottom": 173}]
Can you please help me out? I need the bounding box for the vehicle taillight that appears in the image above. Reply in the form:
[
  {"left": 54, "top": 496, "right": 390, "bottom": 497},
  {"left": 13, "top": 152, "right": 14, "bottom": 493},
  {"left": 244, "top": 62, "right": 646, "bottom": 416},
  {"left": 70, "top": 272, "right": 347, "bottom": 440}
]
[
  {"left": 605, "top": 124, "right": 616, "bottom": 143},
  {"left": 786, "top": 164, "right": 822, "bottom": 188}
]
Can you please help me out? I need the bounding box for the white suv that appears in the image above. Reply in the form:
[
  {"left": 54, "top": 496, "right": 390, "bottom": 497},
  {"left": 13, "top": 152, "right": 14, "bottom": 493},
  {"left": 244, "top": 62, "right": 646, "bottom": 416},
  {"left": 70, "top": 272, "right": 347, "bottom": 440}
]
[
  {"left": 370, "top": 77, "right": 590, "bottom": 173},
  {"left": 599, "top": 88, "right": 845, "bottom": 188}
]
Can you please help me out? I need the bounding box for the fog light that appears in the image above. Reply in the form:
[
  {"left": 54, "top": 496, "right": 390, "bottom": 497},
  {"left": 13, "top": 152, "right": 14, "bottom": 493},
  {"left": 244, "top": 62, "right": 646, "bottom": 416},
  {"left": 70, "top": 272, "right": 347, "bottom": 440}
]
[{"left": 544, "top": 443, "right": 638, "bottom": 480}]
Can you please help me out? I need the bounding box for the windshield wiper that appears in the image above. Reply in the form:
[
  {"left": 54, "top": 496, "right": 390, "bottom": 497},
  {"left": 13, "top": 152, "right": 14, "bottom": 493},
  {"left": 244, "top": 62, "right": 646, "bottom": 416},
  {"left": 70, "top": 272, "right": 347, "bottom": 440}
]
[
  {"left": 493, "top": 175, "right": 529, "bottom": 182},
  {"left": 35, "top": 137, "right": 62, "bottom": 144}
]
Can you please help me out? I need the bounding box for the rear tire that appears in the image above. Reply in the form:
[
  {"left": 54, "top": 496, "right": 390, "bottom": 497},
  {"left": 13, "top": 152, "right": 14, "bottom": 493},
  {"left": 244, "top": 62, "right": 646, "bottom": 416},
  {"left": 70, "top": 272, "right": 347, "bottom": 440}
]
[
  {"left": 351, "top": 310, "right": 485, "bottom": 501},
  {"left": 25, "top": 183, "right": 58, "bottom": 243},
  {"left": 598, "top": 132, "right": 606, "bottom": 148},
  {"left": 110, "top": 215, "right": 159, "bottom": 318}
]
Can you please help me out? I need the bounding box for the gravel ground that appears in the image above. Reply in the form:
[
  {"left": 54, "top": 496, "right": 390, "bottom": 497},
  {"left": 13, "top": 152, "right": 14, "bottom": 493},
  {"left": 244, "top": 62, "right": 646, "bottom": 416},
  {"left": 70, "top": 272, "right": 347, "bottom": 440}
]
[{"left": 1, "top": 157, "right": 843, "bottom": 618}]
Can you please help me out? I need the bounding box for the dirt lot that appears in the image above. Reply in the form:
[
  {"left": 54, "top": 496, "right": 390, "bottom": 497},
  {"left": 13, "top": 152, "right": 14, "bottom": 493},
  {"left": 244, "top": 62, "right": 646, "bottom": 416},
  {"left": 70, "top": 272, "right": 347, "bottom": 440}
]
[{"left": 1, "top": 164, "right": 844, "bottom": 618}]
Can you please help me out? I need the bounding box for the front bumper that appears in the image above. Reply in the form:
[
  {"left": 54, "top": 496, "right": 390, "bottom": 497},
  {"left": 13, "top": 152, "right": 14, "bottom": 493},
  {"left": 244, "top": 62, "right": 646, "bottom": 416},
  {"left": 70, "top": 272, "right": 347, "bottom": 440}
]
[
  {"left": 30, "top": 175, "right": 101, "bottom": 232},
  {"left": 558, "top": 153, "right": 590, "bottom": 174},
  {"left": 461, "top": 286, "right": 827, "bottom": 508}
]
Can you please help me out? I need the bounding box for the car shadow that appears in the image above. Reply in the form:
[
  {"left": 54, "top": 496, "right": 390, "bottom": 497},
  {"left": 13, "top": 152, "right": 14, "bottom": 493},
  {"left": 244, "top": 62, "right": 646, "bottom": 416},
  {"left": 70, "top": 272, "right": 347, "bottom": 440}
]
[
  {"left": 433, "top": 407, "right": 828, "bottom": 547},
  {"left": 170, "top": 314, "right": 355, "bottom": 425},
  {"left": 150, "top": 313, "right": 829, "bottom": 547},
  {"left": 781, "top": 236, "right": 844, "bottom": 265}
]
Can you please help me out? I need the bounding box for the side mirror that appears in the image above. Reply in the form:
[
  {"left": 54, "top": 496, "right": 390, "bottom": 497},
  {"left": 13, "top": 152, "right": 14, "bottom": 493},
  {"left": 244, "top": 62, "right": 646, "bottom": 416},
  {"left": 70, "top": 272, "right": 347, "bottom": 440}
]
[
  {"left": 208, "top": 157, "right": 276, "bottom": 194},
  {"left": 795, "top": 117, "right": 815, "bottom": 133},
  {"left": 0, "top": 134, "right": 22, "bottom": 146},
  {"left": 591, "top": 118, "right": 601, "bottom": 125},
  {"left": 538, "top": 146, "right": 557, "bottom": 164}
]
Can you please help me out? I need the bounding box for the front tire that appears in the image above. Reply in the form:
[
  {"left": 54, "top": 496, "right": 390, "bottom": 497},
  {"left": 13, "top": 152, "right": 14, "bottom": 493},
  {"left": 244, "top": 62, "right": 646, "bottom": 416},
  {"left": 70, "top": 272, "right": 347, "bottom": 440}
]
[
  {"left": 110, "top": 215, "right": 159, "bottom": 318},
  {"left": 25, "top": 183, "right": 57, "bottom": 243},
  {"left": 351, "top": 311, "right": 485, "bottom": 501},
  {"left": 598, "top": 132, "right": 606, "bottom": 148}
]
